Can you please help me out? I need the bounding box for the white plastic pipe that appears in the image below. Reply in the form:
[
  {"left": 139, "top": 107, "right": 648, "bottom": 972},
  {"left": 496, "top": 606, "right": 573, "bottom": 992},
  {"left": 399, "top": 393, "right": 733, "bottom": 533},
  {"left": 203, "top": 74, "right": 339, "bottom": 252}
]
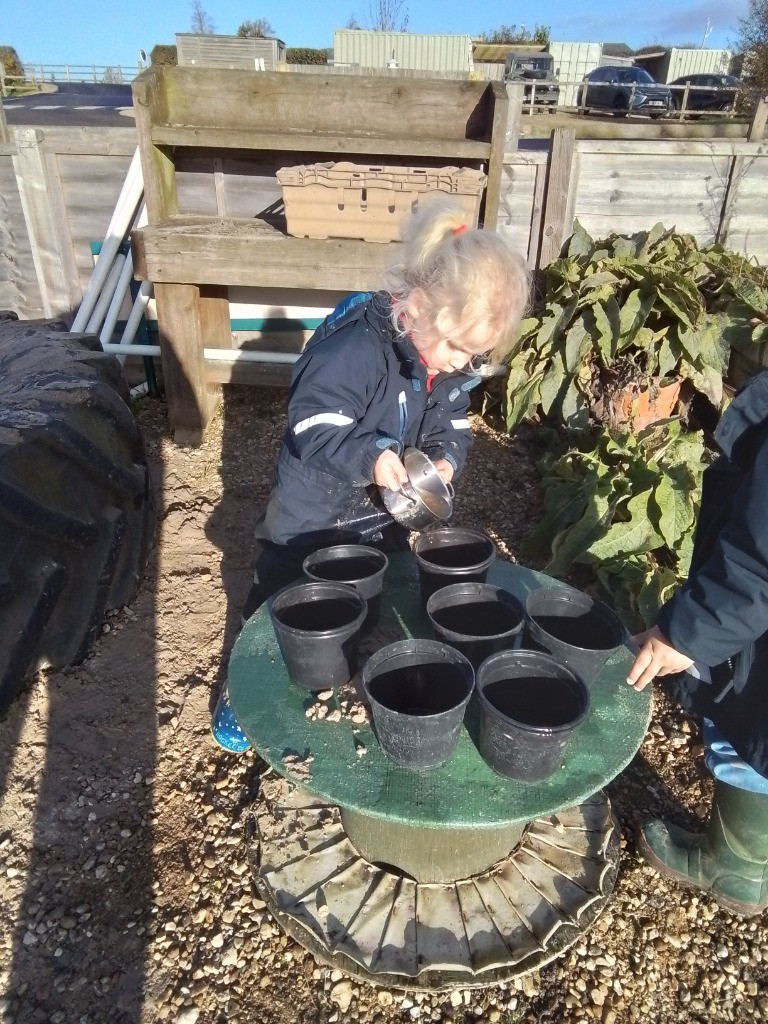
[
  {"left": 99, "top": 205, "right": 149, "bottom": 358},
  {"left": 71, "top": 149, "right": 143, "bottom": 333},
  {"left": 113, "top": 280, "right": 153, "bottom": 365},
  {"left": 202, "top": 348, "right": 300, "bottom": 364},
  {"left": 85, "top": 254, "right": 125, "bottom": 334},
  {"left": 99, "top": 343, "right": 300, "bottom": 365},
  {"left": 99, "top": 254, "right": 136, "bottom": 348}
]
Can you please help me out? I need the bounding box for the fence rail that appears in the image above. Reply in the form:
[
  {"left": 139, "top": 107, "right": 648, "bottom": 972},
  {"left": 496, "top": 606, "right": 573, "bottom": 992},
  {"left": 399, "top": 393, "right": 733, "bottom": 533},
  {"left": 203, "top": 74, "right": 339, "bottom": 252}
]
[{"left": 1, "top": 64, "right": 141, "bottom": 94}]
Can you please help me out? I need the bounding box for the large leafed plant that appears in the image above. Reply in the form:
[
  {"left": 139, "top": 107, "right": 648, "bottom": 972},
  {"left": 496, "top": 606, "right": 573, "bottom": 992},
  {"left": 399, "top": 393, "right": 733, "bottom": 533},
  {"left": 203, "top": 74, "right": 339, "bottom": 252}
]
[
  {"left": 505, "top": 222, "right": 768, "bottom": 433},
  {"left": 503, "top": 224, "right": 768, "bottom": 629},
  {"left": 520, "top": 423, "right": 712, "bottom": 630}
]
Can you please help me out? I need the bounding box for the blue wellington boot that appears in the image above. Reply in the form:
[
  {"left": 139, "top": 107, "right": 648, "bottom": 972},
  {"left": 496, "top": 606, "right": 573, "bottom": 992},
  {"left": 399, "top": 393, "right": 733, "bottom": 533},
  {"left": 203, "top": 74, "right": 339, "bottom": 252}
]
[
  {"left": 211, "top": 685, "right": 251, "bottom": 753},
  {"left": 637, "top": 780, "right": 768, "bottom": 918}
]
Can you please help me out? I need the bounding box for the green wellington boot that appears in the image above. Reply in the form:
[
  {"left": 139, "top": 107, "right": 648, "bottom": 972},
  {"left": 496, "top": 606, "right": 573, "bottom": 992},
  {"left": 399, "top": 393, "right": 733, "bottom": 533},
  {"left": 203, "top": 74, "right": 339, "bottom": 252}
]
[{"left": 637, "top": 780, "right": 768, "bottom": 917}]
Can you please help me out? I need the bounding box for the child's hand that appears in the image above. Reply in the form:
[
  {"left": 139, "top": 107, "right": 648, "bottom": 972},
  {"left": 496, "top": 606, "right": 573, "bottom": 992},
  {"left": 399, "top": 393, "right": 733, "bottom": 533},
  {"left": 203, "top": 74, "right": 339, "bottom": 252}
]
[
  {"left": 433, "top": 459, "right": 454, "bottom": 484},
  {"left": 374, "top": 449, "right": 409, "bottom": 492},
  {"left": 626, "top": 626, "right": 694, "bottom": 691}
]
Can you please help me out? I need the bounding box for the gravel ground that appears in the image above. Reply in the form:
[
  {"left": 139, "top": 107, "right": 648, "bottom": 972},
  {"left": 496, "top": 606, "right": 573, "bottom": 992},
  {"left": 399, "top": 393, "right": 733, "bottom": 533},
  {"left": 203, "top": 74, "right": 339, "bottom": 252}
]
[{"left": 1, "top": 384, "right": 766, "bottom": 1024}]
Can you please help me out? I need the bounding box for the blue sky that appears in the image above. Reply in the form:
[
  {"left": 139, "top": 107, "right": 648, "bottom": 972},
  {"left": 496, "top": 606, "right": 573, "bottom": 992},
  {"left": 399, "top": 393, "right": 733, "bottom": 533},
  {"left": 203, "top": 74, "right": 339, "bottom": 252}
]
[{"left": 9, "top": 1, "right": 748, "bottom": 70}]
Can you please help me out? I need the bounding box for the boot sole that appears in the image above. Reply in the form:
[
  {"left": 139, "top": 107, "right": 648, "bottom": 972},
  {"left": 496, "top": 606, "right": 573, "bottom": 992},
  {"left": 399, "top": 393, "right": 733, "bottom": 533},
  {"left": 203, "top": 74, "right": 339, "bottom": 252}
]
[{"left": 637, "top": 827, "right": 768, "bottom": 919}]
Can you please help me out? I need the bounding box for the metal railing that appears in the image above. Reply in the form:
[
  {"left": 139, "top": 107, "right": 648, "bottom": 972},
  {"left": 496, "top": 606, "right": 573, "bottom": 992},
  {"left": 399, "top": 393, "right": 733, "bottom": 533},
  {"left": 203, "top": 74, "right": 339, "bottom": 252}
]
[
  {"left": 1, "top": 64, "right": 141, "bottom": 95},
  {"left": 512, "top": 77, "right": 760, "bottom": 120}
]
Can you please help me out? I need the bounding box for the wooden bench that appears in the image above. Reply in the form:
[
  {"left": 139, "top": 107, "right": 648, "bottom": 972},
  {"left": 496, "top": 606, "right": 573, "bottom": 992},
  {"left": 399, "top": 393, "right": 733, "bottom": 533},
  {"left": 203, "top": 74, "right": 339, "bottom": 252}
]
[{"left": 130, "top": 67, "right": 509, "bottom": 442}]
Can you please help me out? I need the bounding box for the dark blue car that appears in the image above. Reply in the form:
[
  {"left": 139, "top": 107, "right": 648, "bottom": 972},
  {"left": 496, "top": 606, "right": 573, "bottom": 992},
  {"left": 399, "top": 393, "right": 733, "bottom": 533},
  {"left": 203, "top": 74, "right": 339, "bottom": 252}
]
[{"left": 577, "top": 65, "right": 672, "bottom": 118}]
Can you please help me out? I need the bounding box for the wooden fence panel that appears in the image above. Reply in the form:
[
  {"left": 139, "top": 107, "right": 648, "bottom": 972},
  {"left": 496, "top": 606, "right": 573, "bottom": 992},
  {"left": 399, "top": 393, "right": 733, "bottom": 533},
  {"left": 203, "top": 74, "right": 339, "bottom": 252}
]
[
  {"left": 57, "top": 151, "right": 134, "bottom": 285},
  {"left": 497, "top": 158, "right": 545, "bottom": 266},
  {"left": 572, "top": 150, "right": 734, "bottom": 245},
  {"left": 725, "top": 154, "right": 768, "bottom": 261},
  {"left": 0, "top": 150, "right": 44, "bottom": 318}
]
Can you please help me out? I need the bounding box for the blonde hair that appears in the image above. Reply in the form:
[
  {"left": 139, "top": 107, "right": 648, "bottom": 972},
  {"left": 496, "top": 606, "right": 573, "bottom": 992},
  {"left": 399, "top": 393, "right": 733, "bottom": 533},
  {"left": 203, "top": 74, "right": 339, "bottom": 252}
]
[{"left": 385, "top": 196, "right": 530, "bottom": 367}]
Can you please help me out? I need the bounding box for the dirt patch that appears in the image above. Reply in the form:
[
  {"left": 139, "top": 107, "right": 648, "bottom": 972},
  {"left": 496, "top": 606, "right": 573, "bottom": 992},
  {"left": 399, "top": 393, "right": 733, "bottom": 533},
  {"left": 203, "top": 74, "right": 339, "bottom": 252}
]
[{"left": 1, "top": 385, "right": 766, "bottom": 1024}]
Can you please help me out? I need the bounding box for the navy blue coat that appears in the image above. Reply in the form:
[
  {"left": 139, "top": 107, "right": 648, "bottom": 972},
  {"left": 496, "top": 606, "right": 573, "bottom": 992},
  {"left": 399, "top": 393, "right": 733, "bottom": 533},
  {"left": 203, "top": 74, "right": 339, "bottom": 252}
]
[
  {"left": 256, "top": 291, "right": 481, "bottom": 552},
  {"left": 658, "top": 371, "right": 768, "bottom": 777}
]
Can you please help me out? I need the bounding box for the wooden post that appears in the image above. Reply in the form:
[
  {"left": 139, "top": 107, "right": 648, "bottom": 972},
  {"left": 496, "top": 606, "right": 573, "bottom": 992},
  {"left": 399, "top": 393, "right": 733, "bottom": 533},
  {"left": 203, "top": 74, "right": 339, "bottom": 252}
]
[
  {"left": 537, "top": 128, "right": 577, "bottom": 269},
  {"left": 0, "top": 96, "right": 8, "bottom": 144},
  {"left": 504, "top": 81, "right": 524, "bottom": 154},
  {"left": 154, "top": 282, "right": 220, "bottom": 445},
  {"left": 483, "top": 81, "right": 509, "bottom": 231},
  {"left": 13, "top": 128, "right": 74, "bottom": 317},
  {"left": 748, "top": 97, "right": 768, "bottom": 142}
]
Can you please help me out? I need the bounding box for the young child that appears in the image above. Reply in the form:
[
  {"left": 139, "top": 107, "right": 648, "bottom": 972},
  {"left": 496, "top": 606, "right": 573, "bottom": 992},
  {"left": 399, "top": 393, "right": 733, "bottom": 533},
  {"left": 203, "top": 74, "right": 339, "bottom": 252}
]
[
  {"left": 627, "top": 370, "right": 768, "bottom": 917},
  {"left": 212, "top": 197, "right": 530, "bottom": 751}
]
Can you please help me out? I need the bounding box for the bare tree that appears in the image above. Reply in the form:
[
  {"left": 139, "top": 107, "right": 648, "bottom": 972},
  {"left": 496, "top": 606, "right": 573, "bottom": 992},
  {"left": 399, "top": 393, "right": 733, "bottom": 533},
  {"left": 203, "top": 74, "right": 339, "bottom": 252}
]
[
  {"left": 738, "top": 0, "right": 768, "bottom": 88},
  {"left": 190, "top": 0, "right": 215, "bottom": 34},
  {"left": 367, "top": 0, "right": 409, "bottom": 32},
  {"left": 345, "top": 14, "right": 363, "bottom": 29},
  {"left": 237, "top": 18, "right": 275, "bottom": 37}
]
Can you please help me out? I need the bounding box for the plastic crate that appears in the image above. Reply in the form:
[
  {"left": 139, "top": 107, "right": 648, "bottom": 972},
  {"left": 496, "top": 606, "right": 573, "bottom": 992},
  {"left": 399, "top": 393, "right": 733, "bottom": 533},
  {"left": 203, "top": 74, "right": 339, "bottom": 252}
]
[{"left": 276, "top": 162, "right": 487, "bottom": 243}]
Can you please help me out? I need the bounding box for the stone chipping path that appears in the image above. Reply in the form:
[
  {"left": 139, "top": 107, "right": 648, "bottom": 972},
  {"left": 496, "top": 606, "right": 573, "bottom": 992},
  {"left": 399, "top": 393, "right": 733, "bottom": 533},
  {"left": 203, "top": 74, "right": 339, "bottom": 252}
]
[{"left": 0, "top": 386, "right": 766, "bottom": 1024}]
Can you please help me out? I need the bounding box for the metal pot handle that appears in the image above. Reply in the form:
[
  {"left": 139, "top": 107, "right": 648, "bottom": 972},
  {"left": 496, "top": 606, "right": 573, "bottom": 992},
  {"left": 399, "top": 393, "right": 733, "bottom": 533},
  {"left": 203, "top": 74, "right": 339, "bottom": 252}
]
[{"left": 395, "top": 479, "right": 419, "bottom": 505}]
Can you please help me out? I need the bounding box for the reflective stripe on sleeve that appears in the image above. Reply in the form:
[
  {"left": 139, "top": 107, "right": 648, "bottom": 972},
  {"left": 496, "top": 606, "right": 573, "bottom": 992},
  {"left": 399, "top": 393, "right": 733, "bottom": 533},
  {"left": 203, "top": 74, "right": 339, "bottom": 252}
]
[
  {"left": 293, "top": 412, "right": 354, "bottom": 435},
  {"left": 450, "top": 418, "right": 471, "bottom": 430}
]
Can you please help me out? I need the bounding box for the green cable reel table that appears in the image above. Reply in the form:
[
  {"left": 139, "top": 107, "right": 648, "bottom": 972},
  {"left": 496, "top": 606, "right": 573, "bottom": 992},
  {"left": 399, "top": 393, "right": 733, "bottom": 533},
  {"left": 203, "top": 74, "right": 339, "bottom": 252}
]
[{"left": 228, "top": 554, "right": 651, "bottom": 988}]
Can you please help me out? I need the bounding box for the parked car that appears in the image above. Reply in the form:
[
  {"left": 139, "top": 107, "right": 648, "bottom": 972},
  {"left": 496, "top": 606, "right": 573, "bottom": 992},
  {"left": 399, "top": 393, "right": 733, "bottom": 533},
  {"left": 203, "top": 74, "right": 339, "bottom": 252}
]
[
  {"left": 504, "top": 50, "right": 560, "bottom": 106},
  {"left": 577, "top": 66, "right": 672, "bottom": 118},
  {"left": 668, "top": 73, "right": 741, "bottom": 112}
]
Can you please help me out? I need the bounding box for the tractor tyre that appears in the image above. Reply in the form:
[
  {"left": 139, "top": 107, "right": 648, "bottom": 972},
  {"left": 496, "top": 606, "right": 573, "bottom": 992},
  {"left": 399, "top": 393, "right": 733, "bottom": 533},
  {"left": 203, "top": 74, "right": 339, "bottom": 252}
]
[{"left": 0, "top": 312, "right": 155, "bottom": 712}]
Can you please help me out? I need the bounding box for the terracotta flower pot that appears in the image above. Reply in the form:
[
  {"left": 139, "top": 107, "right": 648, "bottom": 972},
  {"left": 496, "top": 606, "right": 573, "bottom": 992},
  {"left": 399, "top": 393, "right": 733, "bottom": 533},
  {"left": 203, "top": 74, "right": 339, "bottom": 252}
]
[{"left": 610, "top": 378, "right": 681, "bottom": 431}]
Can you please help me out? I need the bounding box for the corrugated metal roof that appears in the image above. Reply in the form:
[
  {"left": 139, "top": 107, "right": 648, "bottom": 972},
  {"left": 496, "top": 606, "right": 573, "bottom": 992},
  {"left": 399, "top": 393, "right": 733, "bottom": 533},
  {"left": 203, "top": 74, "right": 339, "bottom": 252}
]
[{"left": 334, "top": 30, "right": 472, "bottom": 72}]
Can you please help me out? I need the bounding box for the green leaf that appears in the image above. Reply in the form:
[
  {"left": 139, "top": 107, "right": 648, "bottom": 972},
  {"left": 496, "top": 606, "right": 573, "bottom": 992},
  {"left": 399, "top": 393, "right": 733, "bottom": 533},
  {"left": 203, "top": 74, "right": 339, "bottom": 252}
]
[
  {"left": 545, "top": 489, "right": 617, "bottom": 576},
  {"left": 655, "top": 285, "right": 696, "bottom": 329},
  {"left": 679, "top": 358, "right": 724, "bottom": 407},
  {"left": 618, "top": 289, "right": 655, "bottom": 350},
  {"left": 580, "top": 271, "right": 620, "bottom": 291},
  {"left": 560, "top": 379, "right": 590, "bottom": 429},
  {"left": 730, "top": 279, "right": 768, "bottom": 315},
  {"left": 563, "top": 314, "right": 592, "bottom": 374},
  {"left": 677, "top": 317, "right": 730, "bottom": 374},
  {"left": 539, "top": 351, "right": 569, "bottom": 417},
  {"left": 653, "top": 473, "right": 695, "bottom": 548},
  {"left": 657, "top": 332, "right": 682, "bottom": 376},
  {"left": 566, "top": 220, "right": 594, "bottom": 258},
  {"left": 588, "top": 491, "right": 665, "bottom": 559},
  {"left": 636, "top": 566, "right": 680, "bottom": 629},
  {"left": 638, "top": 222, "right": 670, "bottom": 261},
  {"left": 535, "top": 297, "right": 579, "bottom": 355},
  {"left": 506, "top": 368, "right": 544, "bottom": 432},
  {"left": 582, "top": 303, "right": 613, "bottom": 365}
]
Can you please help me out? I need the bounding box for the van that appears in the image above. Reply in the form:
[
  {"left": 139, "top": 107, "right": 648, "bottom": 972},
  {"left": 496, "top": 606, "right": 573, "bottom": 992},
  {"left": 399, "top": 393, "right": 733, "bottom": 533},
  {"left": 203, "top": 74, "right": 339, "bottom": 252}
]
[{"left": 504, "top": 50, "right": 560, "bottom": 106}]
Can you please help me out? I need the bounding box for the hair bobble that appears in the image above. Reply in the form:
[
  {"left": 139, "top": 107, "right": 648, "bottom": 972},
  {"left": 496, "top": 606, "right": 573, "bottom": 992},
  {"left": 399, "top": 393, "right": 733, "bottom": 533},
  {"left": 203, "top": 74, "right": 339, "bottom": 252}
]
[{"left": 451, "top": 225, "right": 467, "bottom": 236}]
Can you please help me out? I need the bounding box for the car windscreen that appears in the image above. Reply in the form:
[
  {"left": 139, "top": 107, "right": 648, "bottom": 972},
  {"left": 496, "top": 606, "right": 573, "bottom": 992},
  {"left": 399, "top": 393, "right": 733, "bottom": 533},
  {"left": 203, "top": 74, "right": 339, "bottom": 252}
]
[{"left": 617, "top": 68, "right": 655, "bottom": 84}]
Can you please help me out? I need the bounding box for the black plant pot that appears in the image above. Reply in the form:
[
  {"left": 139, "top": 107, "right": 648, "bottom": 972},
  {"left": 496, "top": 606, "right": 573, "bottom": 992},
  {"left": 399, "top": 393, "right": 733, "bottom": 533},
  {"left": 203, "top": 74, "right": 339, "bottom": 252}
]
[
  {"left": 362, "top": 639, "right": 474, "bottom": 770},
  {"left": 270, "top": 580, "right": 367, "bottom": 691},
  {"left": 476, "top": 649, "right": 590, "bottom": 782},
  {"left": 413, "top": 526, "right": 495, "bottom": 606},
  {"left": 302, "top": 544, "right": 388, "bottom": 632},
  {"left": 426, "top": 582, "right": 525, "bottom": 669},
  {"left": 525, "top": 587, "right": 626, "bottom": 685}
]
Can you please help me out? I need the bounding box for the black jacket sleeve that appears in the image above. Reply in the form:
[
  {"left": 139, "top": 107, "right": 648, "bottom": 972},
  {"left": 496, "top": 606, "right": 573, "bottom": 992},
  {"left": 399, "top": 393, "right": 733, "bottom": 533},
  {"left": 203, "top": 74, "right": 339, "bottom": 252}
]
[
  {"left": 286, "top": 327, "right": 393, "bottom": 486},
  {"left": 657, "top": 437, "right": 768, "bottom": 667},
  {"left": 418, "top": 376, "right": 480, "bottom": 474}
]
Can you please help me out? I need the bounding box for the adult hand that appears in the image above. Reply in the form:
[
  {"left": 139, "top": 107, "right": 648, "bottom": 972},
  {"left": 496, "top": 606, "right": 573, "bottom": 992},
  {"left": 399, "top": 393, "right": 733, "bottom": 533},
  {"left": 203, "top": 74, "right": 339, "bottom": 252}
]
[
  {"left": 433, "top": 458, "right": 454, "bottom": 484},
  {"left": 626, "top": 625, "right": 694, "bottom": 691},
  {"left": 374, "top": 449, "right": 408, "bottom": 492}
]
